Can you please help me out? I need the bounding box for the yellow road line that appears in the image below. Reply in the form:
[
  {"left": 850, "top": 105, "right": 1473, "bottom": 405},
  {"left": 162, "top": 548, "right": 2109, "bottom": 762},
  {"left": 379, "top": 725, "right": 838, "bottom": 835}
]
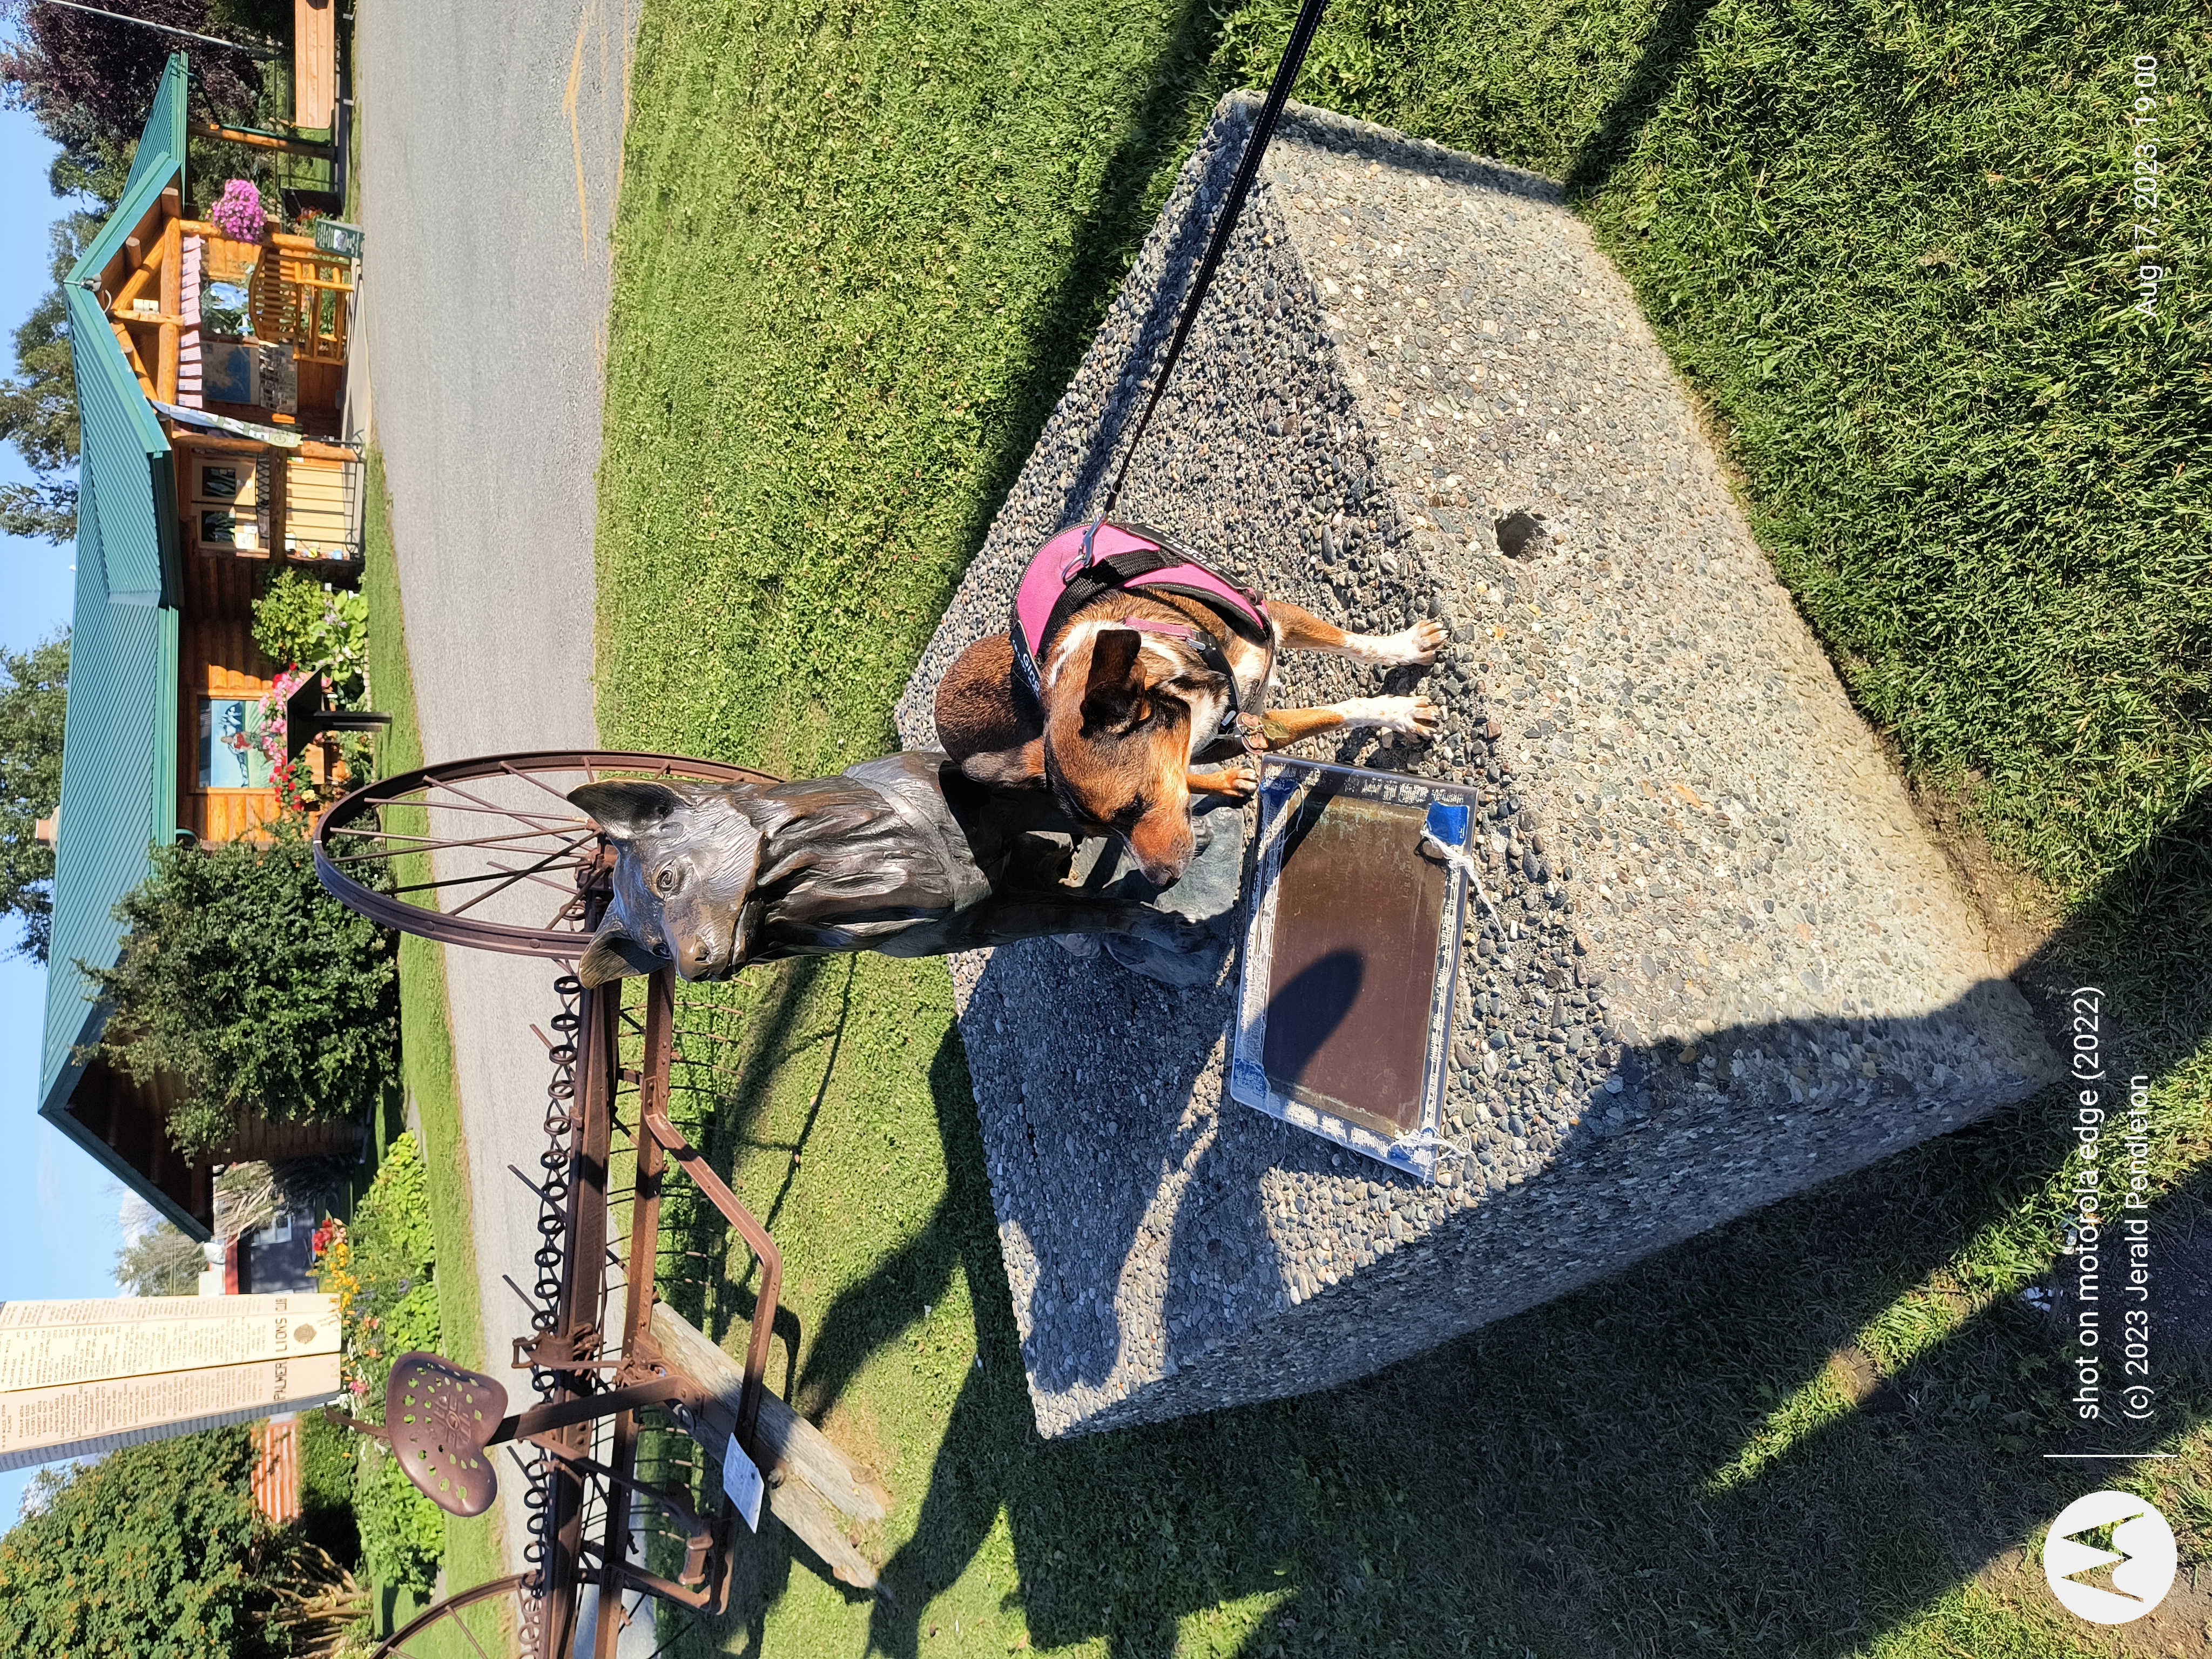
[{"left": 565, "top": 6, "right": 591, "bottom": 253}]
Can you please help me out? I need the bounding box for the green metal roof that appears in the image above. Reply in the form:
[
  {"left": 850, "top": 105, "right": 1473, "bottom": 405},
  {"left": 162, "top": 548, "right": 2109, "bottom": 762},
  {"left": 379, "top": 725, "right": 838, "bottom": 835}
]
[{"left": 38, "top": 56, "right": 191, "bottom": 1232}]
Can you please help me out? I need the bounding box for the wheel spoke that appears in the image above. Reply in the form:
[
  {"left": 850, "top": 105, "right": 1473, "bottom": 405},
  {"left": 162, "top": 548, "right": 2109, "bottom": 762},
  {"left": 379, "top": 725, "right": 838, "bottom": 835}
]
[
  {"left": 441, "top": 837, "right": 601, "bottom": 919},
  {"left": 387, "top": 852, "right": 593, "bottom": 900},
  {"left": 503, "top": 758, "right": 611, "bottom": 812},
  {"left": 327, "top": 824, "right": 597, "bottom": 862},
  {"left": 424, "top": 773, "right": 594, "bottom": 835},
  {"left": 478, "top": 858, "right": 605, "bottom": 902},
  {"left": 453, "top": 1604, "right": 497, "bottom": 1659},
  {"left": 366, "top": 792, "right": 589, "bottom": 822}
]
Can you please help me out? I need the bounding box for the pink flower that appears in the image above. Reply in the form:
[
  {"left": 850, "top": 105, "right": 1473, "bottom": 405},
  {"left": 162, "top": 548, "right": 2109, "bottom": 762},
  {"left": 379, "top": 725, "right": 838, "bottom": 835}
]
[{"left": 210, "top": 179, "right": 266, "bottom": 243}]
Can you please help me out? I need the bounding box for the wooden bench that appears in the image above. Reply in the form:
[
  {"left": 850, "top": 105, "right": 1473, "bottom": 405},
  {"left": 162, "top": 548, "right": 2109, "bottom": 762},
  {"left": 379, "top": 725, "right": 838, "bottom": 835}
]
[{"left": 294, "top": 0, "right": 336, "bottom": 131}]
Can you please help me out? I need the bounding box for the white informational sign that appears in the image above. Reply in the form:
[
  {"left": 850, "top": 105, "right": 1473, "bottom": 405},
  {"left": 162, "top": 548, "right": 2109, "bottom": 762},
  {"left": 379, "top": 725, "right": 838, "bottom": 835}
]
[
  {"left": 0, "top": 1295, "right": 341, "bottom": 1471},
  {"left": 721, "top": 1428, "right": 764, "bottom": 1533}
]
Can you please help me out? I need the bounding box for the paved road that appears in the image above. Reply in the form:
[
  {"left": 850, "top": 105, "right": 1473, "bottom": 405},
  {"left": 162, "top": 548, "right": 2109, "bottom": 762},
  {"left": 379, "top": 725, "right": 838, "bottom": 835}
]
[{"left": 354, "top": 0, "right": 640, "bottom": 1602}]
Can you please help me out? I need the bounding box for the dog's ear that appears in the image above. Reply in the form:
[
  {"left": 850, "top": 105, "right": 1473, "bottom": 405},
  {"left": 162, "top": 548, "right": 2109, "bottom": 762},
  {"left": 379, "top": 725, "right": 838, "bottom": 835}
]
[
  {"left": 1079, "top": 629, "right": 1150, "bottom": 732},
  {"left": 569, "top": 780, "right": 685, "bottom": 841},
  {"left": 961, "top": 739, "right": 1047, "bottom": 788},
  {"left": 577, "top": 918, "right": 669, "bottom": 988}
]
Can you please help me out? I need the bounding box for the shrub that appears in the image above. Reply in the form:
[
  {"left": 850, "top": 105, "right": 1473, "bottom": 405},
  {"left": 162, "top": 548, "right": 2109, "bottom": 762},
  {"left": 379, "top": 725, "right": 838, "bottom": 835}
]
[
  {"left": 87, "top": 822, "right": 397, "bottom": 1155},
  {"left": 0, "top": 1427, "right": 292, "bottom": 1658},
  {"left": 315, "top": 1132, "right": 446, "bottom": 1595},
  {"left": 353, "top": 1439, "right": 447, "bottom": 1595},
  {"left": 252, "top": 569, "right": 370, "bottom": 709},
  {"left": 296, "top": 1407, "right": 363, "bottom": 1571}
]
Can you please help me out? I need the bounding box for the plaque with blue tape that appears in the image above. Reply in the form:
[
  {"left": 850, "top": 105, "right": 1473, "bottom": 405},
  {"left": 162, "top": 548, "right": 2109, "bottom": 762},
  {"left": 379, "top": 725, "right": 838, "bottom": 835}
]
[{"left": 1230, "top": 758, "right": 1474, "bottom": 1182}]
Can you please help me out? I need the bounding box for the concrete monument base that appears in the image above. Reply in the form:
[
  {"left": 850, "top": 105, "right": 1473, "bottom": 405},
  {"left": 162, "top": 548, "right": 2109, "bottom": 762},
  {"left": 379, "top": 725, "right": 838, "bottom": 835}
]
[{"left": 895, "top": 96, "right": 2056, "bottom": 1437}]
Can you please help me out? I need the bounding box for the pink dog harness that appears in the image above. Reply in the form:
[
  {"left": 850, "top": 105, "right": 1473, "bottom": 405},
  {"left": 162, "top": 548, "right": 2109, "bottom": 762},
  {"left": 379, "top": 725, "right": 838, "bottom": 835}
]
[{"left": 1009, "top": 521, "right": 1271, "bottom": 750}]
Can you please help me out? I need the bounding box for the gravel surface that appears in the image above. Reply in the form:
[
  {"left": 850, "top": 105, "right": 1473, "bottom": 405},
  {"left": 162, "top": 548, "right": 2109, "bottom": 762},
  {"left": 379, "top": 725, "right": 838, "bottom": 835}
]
[
  {"left": 898, "top": 96, "right": 2056, "bottom": 1438},
  {"left": 355, "top": 0, "right": 639, "bottom": 1589}
]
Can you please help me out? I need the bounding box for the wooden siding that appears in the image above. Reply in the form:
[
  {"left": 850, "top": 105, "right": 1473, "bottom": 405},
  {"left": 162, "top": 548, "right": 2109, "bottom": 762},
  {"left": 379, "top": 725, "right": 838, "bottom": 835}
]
[
  {"left": 251, "top": 1418, "right": 303, "bottom": 1525},
  {"left": 178, "top": 551, "right": 282, "bottom": 845}
]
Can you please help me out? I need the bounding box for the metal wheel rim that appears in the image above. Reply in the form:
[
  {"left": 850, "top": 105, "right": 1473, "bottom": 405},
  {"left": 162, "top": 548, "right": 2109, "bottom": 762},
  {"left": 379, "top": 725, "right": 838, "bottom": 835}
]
[
  {"left": 312, "top": 749, "right": 779, "bottom": 957},
  {"left": 370, "top": 1573, "right": 533, "bottom": 1659}
]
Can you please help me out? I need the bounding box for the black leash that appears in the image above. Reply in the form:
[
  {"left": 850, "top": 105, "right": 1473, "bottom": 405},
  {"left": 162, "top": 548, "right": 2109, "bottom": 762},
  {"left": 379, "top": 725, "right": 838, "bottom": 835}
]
[{"left": 1095, "top": 0, "right": 1332, "bottom": 521}]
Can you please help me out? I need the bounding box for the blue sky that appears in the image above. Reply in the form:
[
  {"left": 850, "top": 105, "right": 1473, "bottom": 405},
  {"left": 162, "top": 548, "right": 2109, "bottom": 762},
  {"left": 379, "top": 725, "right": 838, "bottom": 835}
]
[{"left": 0, "top": 103, "right": 139, "bottom": 1523}]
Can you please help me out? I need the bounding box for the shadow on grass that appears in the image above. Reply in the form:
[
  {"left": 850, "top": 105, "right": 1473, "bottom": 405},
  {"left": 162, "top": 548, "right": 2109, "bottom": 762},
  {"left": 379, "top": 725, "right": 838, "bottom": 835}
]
[
  {"left": 723, "top": 786, "right": 2207, "bottom": 1658},
  {"left": 1562, "top": 0, "right": 1724, "bottom": 201},
  {"left": 938, "top": 0, "right": 1234, "bottom": 586}
]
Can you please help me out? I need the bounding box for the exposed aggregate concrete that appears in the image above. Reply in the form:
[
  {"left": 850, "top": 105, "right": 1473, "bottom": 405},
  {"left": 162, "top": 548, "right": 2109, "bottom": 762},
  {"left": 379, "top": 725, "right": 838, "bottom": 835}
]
[{"left": 895, "top": 97, "right": 2056, "bottom": 1438}]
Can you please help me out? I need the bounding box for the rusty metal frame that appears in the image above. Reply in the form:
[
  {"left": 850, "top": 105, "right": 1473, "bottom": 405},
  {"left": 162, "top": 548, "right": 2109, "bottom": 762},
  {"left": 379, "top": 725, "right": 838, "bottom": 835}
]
[
  {"left": 371, "top": 966, "right": 784, "bottom": 1659},
  {"left": 323, "top": 753, "right": 794, "bottom": 1659}
]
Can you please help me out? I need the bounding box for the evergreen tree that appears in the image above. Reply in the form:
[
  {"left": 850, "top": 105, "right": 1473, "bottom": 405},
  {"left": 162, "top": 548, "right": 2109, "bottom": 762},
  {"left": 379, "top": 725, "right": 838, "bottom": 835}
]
[{"left": 0, "top": 211, "right": 95, "bottom": 544}]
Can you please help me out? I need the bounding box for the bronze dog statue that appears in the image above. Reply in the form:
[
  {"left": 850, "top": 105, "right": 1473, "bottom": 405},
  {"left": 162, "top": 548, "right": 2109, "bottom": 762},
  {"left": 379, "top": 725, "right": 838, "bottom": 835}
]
[{"left": 569, "top": 751, "right": 1243, "bottom": 988}]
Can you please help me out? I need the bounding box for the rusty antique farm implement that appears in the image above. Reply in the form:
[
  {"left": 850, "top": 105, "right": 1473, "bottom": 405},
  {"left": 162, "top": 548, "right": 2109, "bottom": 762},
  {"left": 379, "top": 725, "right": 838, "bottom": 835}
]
[{"left": 315, "top": 753, "right": 885, "bottom": 1658}]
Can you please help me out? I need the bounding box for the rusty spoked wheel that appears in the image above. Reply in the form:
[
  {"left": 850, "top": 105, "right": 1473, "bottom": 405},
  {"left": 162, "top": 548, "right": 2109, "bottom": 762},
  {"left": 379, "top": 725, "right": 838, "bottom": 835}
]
[
  {"left": 370, "top": 1573, "right": 531, "bottom": 1659},
  {"left": 313, "top": 751, "right": 778, "bottom": 957}
]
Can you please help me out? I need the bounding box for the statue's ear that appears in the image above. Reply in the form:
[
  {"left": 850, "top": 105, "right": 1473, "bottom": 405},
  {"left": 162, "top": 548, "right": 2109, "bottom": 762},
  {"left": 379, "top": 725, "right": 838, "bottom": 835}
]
[
  {"left": 569, "top": 781, "right": 686, "bottom": 840},
  {"left": 577, "top": 919, "right": 668, "bottom": 988}
]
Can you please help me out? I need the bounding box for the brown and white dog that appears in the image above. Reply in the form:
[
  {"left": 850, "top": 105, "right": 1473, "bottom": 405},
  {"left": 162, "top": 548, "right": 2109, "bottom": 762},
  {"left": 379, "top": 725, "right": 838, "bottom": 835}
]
[{"left": 935, "top": 531, "right": 1443, "bottom": 885}]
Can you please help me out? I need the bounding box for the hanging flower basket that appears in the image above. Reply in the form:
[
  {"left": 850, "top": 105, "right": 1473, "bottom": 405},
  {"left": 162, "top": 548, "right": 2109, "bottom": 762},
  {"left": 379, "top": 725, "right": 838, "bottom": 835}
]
[{"left": 210, "top": 178, "right": 267, "bottom": 244}]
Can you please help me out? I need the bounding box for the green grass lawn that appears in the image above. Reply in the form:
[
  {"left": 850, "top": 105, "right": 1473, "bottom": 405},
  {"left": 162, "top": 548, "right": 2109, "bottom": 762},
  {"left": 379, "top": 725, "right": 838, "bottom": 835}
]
[
  {"left": 593, "top": 0, "right": 2210, "bottom": 1653},
  {"left": 360, "top": 446, "right": 505, "bottom": 1640}
]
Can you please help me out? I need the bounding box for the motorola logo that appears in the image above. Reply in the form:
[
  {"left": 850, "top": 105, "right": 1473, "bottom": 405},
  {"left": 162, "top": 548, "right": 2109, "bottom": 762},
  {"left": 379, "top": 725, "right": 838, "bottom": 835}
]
[{"left": 2043, "top": 1489, "right": 2176, "bottom": 1624}]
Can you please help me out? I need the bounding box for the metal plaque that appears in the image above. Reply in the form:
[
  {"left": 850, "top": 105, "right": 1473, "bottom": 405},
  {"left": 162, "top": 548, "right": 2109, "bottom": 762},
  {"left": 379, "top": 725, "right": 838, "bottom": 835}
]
[{"left": 1231, "top": 758, "right": 1473, "bottom": 1181}]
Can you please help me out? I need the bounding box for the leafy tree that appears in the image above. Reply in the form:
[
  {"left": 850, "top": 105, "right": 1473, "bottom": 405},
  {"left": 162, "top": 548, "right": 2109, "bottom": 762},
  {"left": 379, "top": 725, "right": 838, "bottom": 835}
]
[
  {"left": 0, "top": 1427, "right": 303, "bottom": 1657},
  {"left": 0, "top": 630, "right": 66, "bottom": 962},
  {"left": 114, "top": 1215, "right": 204, "bottom": 1296},
  {"left": 0, "top": 213, "right": 96, "bottom": 544},
  {"left": 0, "top": 0, "right": 262, "bottom": 165},
  {"left": 87, "top": 823, "right": 397, "bottom": 1155}
]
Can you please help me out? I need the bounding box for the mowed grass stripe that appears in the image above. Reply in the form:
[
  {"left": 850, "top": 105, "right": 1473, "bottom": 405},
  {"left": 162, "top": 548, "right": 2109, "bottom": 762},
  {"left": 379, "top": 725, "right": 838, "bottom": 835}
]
[{"left": 595, "top": 0, "right": 2209, "bottom": 1653}]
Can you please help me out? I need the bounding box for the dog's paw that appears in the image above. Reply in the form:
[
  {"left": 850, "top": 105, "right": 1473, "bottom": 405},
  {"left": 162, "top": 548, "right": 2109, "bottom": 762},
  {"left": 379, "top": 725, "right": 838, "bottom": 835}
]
[
  {"left": 1333, "top": 695, "right": 1441, "bottom": 739},
  {"left": 1373, "top": 694, "right": 1440, "bottom": 739},
  {"left": 1394, "top": 619, "right": 1448, "bottom": 666},
  {"left": 1188, "top": 758, "right": 1258, "bottom": 800}
]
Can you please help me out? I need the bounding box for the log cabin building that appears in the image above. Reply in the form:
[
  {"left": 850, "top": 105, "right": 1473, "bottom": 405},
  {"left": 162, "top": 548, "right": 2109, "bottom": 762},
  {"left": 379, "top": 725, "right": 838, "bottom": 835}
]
[{"left": 39, "top": 57, "right": 366, "bottom": 1237}]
